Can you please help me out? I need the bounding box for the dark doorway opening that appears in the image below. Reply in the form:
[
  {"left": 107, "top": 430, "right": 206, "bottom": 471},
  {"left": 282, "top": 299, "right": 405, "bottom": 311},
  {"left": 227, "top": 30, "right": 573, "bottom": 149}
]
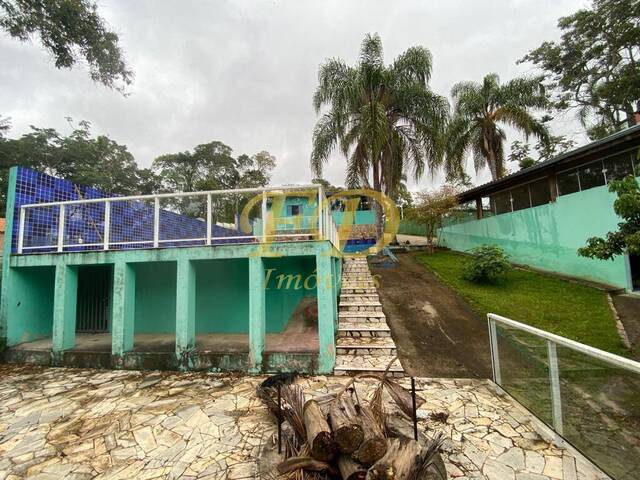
[
  {"left": 76, "top": 265, "right": 112, "bottom": 333},
  {"left": 630, "top": 254, "right": 640, "bottom": 291}
]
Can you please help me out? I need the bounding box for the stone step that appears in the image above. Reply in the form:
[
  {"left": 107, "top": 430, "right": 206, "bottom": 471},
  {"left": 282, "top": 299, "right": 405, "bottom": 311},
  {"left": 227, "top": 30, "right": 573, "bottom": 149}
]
[
  {"left": 339, "top": 311, "right": 385, "bottom": 319},
  {"left": 339, "top": 301, "right": 382, "bottom": 308},
  {"left": 341, "top": 282, "right": 376, "bottom": 287},
  {"left": 336, "top": 338, "right": 397, "bottom": 356},
  {"left": 334, "top": 355, "right": 404, "bottom": 377},
  {"left": 338, "top": 323, "right": 391, "bottom": 337},
  {"left": 340, "top": 306, "right": 383, "bottom": 314},
  {"left": 340, "top": 293, "right": 380, "bottom": 301},
  {"left": 341, "top": 288, "right": 378, "bottom": 294}
]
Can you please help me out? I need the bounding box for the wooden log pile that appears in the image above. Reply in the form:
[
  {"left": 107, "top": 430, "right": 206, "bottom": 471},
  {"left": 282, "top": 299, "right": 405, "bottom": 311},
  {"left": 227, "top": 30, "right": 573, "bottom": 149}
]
[{"left": 258, "top": 372, "right": 448, "bottom": 480}]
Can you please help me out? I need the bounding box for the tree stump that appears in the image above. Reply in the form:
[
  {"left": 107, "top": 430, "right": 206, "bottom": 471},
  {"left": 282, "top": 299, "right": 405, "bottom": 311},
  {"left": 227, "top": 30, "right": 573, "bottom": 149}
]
[
  {"left": 303, "top": 399, "right": 338, "bottom": 462},
  {"left": 330, "top": 395, "right": 364, "bottom": 454},
  {"left": 338, "top": 455, "right": 367, "bottom": 480},
  {"left": 367, "top": 437, "right": 421, "bottom": 480},
  {"left": 352, "top": 405, "right": 387, "bottom": 466}
]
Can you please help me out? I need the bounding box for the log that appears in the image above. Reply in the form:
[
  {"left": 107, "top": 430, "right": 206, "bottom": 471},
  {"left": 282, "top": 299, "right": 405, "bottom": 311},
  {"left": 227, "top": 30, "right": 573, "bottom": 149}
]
[
  {"left": 367, "top": 437, "right": 421, "bottom": 480},
  {"left": 351, "top": 405, "right": 387, "bottom": 467},
  {"left": 303, "top": 399, "right": 338, "bottom": 462},
  {"left": 330, "top": 395, "right": 364, "bottom": 453},
  {"left": 338, "top": 455, "right": 367, "bottom": 480}
]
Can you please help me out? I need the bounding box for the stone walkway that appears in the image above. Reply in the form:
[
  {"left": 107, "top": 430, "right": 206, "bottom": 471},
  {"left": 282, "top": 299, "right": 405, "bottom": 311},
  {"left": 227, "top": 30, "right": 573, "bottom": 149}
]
[{"left": 0, "top": 365, "right": 609, "bottom": 479}]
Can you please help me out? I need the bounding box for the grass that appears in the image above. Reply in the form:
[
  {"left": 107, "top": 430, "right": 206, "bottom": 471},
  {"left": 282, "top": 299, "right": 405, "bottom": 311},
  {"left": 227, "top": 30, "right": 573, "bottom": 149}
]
[{"left": 415, "top": 250, "right": 628, "bottom": 355}]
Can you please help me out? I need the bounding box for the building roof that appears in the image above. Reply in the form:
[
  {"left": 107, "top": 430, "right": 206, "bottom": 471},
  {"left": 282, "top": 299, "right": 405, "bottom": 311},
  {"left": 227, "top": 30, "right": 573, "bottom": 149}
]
[{"left": 458, "top": 124, "right": 640, "bottom": 203}]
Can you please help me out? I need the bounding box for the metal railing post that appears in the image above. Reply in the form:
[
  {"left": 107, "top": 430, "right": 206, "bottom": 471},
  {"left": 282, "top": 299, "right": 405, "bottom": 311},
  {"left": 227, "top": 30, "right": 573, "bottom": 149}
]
[
  {"left": 488, "top": 316, "right": 502, "bottom": 385},
  {"left": 547, "top": 340, "right": 564, "bottom": 435},
  {"left": 103, "top": 201, "right": 110, "bottom": 250},
  {"left": 57, "top": 204, "right": 65, "bottom": 252},
  {"left": 153, "top": 197, "right": 160, "bottom": 248},
  {"left": 17, "top": 207, "right": 25, "bottom": 254},
  {"left": 261, "top": 191, "right": 267, "bottom": 243},
  {"left": 206, "top": 194, "right": 212, "bottom": 246}
]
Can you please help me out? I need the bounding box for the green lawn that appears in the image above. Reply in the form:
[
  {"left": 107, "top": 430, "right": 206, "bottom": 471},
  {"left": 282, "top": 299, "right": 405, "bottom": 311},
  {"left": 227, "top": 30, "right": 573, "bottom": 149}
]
[{"left": 415, "top": 250, "right": 628, "bottom": 355}]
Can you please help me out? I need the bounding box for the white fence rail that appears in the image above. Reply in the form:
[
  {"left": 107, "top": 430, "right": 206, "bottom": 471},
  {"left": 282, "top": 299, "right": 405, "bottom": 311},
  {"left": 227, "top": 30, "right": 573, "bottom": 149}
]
[
  {"left": 17, "top": 185, "right": 342, "bottom": 254},
  {"left": 487, "top": 313, "right": 640, "bottom": 479}
]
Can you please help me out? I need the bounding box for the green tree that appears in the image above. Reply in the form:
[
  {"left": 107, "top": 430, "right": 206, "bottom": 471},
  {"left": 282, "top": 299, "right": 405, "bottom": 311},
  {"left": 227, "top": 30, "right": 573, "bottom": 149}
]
[
  {"left": 0, "top": 120, "right": 155, "bottom": 214},
  {"left": 310, "top": 33, "right": 450, "bottom": 229},
  {"left": 446, "top": 73, "right": 550, "bottom": 180},
  {"left": 406, "top": 185, "right": 460, "bottom": 252},
  {"left": 509, "top": 135, "right": 577, "bottom": 170},
  {"left": 578, "top": 175, "right": 640, "bottom": 260},
  {"left": 0, "top": 0, "right": 132, "bottom": 91},
  {"left": 521, "top": 0, "right": 640, "bottom": 139}
]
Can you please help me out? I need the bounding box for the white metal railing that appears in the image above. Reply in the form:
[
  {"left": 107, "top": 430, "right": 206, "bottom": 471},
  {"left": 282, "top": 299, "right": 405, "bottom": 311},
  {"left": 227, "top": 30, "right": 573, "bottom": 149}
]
[
  {"left": 17, "top": 184, "right": 342, "bottom": 254},
  {"left": 487, "top": 313, "right": 640, "bottom": 478}
]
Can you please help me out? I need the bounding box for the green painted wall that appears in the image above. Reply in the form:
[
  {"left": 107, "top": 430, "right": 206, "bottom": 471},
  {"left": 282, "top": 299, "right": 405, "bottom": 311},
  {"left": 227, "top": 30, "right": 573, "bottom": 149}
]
[
  {"left": 332, "top": 210, "right": 375, "bottom": 226},
  {"left": 438, "top": 180, "right": 634, "bottom": 289},
  {"left": 264, "top": 256, "right": 317, "bottom": 333},
  {"left": 133, "top": 262, "right": 177, "bottom": 334},
  {"left": 398, "top": 219, "right": 425, "bottom": 236},
  {"left": 7, "top": 266, "right": 55, "bottom": 345}
]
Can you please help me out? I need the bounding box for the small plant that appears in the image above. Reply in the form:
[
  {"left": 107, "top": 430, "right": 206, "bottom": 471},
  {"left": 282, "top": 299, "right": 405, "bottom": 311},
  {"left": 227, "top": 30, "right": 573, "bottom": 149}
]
[{"left": 463, "top": 245, "right": 511, "bottom": 283}]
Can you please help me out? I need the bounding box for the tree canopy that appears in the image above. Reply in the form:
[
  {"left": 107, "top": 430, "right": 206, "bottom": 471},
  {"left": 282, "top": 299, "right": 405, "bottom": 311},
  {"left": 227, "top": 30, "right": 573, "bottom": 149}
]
[
  {"left": 0, "top": 0, "right": 132, "bottom": 92},
  {"left": 446, "top": 73, "right": 550, "bottom": 180},
  {"left": 521, "top": 0, "right": 640, "bottom": 139},
  {"left": 310, "top": 33, "right": 450, "bottom": 198}
]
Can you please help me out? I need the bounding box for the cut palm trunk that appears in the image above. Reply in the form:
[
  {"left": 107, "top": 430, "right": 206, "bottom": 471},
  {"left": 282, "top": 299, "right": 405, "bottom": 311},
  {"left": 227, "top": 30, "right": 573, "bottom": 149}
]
[
  {"left": 303, "top": 399, "right": 338, "bottom": 462},
  {"left": 367, "top": 437, "right": 422, "bottom": 480},
  {"left": 330, "top": 395, "right": 364, "bottom": 453},
  {"left": 351, "top": 405, "right": 387, "bottom": 466},
  {"left": 338, "top": 455, "right": 367, "bottom": 480}
]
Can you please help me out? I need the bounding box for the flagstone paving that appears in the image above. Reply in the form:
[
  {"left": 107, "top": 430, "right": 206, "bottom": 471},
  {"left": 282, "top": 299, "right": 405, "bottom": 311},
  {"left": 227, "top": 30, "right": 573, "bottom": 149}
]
[{"left": 0, "top": 365, "right": 609, "bottom": 479}]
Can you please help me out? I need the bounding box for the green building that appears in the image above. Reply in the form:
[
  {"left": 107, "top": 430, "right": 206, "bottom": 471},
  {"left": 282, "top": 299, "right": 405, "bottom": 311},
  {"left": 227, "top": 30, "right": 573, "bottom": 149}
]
[{"left": 439, "top": 125, "right": 640, "bottom": 292}]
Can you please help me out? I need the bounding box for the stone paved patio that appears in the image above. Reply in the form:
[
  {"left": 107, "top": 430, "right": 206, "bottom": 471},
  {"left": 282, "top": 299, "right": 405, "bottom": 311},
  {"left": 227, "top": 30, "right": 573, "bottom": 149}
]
[{"left": 0, "top": 365, "right": 609, "bottom": 480}]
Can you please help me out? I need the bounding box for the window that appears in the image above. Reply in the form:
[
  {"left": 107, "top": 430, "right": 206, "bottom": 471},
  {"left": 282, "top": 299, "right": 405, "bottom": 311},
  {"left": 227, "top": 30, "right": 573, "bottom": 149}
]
[
  {"left": 557, "top": 169, "right": 580, "bottom": 196},
  {"left": 604, "top": 152, "right": 635, "bottom": 182},
  {"left": 511, "top": 184, "right": 531, "bottom": 211},
  {"left": 529, "top": 178, "right": 551, "bottom": 207},
  {"left": 493, "top": 191, "right": 512, "bottom": 214},
  {"left": 288, "top": 204, "right": 301, "bottom": 216},
  {"left": 578, "top": 161, "right": 605, "bottom": 190},
  {"left": 481, "top": 197, "right": 494, "bottom": 218}
]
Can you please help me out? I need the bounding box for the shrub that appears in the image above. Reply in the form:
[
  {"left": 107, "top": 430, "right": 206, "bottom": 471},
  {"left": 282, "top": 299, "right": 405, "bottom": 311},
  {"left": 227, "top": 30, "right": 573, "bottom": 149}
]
[{"left": 462, "top": 245, "right": 511, "bottom": 283}]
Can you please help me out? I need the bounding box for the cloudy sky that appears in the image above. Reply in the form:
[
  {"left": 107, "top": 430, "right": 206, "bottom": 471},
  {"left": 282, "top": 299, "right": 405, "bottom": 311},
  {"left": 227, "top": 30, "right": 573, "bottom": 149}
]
[{"left": 0, "top": 0, "right": 591, "bottom": 191}]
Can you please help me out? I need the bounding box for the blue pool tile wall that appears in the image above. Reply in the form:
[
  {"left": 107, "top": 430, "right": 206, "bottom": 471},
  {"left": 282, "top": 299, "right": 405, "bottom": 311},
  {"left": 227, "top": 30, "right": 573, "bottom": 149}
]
[{"left": 12, "top": 167, "right": 252, "bottom": 254}]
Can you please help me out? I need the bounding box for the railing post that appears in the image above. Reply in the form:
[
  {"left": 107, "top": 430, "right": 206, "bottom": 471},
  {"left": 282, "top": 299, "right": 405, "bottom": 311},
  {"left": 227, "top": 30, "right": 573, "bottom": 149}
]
[
  {"left": 318, "top": 186, "right": 324, "bottom": 239},
  {"left": 57, "top": 204, "right": 65, "bottom": 252},
  {"left": 488, "top": 315, "right": 502, "bottom": 385},
  {"left": 206, "top": 194, "right": 212, "bottom": 246},
  {"left": 153, "top": 197, "right": 160, "bottom": 248},
  {"left": 547, "top": 340, "right": 564, "bottom": 435},
  {"left": 103, "top": 201, "right": 110, "bottom": 251},
  {"left": 261, "top": 191, "right": 267, "bottom": 243},
  {"left": 17, "top": 207, "right": 25, "bottom": 254}
]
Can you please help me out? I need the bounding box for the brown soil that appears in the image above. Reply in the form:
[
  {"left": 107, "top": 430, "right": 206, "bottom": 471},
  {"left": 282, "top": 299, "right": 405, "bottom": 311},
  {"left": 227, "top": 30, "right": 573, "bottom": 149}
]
[{"left": 369, "top": 251, "right": 492, "bottom": 378}]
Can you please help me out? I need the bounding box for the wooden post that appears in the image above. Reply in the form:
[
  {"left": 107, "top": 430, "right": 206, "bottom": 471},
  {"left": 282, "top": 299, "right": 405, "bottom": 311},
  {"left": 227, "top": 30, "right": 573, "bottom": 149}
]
[
  {"left": 475, "top": 197, "right": 482, "bottom": 219},
  {"left": 548, "top": 173, "right": 558, "bottom": 202}
]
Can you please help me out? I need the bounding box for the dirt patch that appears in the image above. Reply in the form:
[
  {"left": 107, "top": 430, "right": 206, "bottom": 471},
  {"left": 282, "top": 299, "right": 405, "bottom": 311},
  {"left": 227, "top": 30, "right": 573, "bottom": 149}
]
[
  {"left": 612, "top": 293, "right": 640, "bottom": 358},
  {"left": 370, "top": 251, "right": 491, "bottom": 378}
]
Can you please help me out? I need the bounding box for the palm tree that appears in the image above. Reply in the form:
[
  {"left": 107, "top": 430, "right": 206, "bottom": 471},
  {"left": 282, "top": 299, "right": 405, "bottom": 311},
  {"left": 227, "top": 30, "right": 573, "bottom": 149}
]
[
  {"left": 446, "top": 73, "right": 550, "bottom": 180},
  {"left": 310, "top": 33, "right": 449, "bottom": 206}
]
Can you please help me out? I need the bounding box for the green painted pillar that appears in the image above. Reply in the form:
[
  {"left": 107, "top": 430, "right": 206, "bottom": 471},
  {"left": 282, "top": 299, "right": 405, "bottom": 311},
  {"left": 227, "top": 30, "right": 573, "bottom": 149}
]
[
  {"left": 0, "top": 167, "right": 18, "bottom": 349},
  {"left": 175, "top": 259, "right": 196, "bottom": 362},
  {"left": 52, "top": 264, "right": 78, "bottom": 352},
  {"left": 248, "top": 256, "right": 266, "bottom": 372},
  {"left": 111, "top": 261, "right": 135, "bottom": 359},
  {"left": 316, "top": 252, "right": 336, "bottom": 373},
  {"left": 331, "top": 257, "right": 338, "bottom": 330}
]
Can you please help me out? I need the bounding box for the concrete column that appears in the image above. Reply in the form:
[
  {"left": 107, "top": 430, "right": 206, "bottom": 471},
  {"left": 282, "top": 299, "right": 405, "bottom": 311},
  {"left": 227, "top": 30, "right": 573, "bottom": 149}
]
[
  {"left": 176, "top": 259, "right": 196, "bottom": 361},
  {"left": 316, "top": 252, "right": 336, "bottom": 373},
  {"left": 331, "top": 257, "right": 339, "bottom": 329},
  {"left": 52, "top": 264, "right": 78, "bottom": 353},
  {"left": 111, "top": 261, "right": 135, "bottom": 358},
  {"left": 248, "top": 256, "right": 266, "bottom": 372}
]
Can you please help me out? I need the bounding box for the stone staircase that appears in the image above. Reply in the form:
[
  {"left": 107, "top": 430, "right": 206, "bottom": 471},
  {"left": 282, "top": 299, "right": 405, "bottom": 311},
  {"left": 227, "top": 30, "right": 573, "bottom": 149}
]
[{"left": 334, "top": 257, "right": 404, "bottom": 377}]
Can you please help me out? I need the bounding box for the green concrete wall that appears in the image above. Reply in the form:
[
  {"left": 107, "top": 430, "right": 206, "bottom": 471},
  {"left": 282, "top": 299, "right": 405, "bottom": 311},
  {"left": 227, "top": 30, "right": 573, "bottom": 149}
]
[
  {"left": 133, "top": 262, "right": 177, "bottom": 334},
  {"left": 438, "top": 180, "right": 635, "bottom": 289},
  {"left": 7, "top": 266, "right": 56, "bottom": 345},
  {"left": 332, "top": 210, "right": 375, "bottom": 226}
]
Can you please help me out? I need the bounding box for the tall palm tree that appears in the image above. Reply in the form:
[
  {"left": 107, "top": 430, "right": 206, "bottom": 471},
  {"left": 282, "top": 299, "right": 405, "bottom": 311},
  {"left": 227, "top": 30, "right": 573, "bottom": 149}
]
[
  {"left": 310, "top": 34, "right": 449, "bottom": 202},
  {"left": 447, "top": 73, "right": 550, "bottom": 180}
]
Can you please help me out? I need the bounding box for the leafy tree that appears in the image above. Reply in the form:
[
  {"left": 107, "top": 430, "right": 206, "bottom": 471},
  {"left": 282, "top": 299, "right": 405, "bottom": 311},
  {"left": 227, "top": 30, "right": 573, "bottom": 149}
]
[
  {"left": 520, "top": 0, "right": 640, "bottom": 138},
  {"left": 310, "top": 33, "right": 450, "bottom": 232},
  {"left": 0, "top": 0, "right": 132, "bottom": 92},
  {"left": 446, "top": 73, "right": 550, "bottom": 180},
  {"left": 462, "top": 245, "right": 511, "bottom": 283},
  {"left": 0, "top": 120, "right": 156, "bottom": 214},
  {"left": 578, "top": 175, "right": 640, "bottom": 260},
  {"left": 406, "top": 185, "right": 460, "bottom": 252},
  {"left": 509, "top": 135, "right": 577, "bottom": 170},
  {"left": 0, "top": 116, "right": 10, "bottom": 138}
]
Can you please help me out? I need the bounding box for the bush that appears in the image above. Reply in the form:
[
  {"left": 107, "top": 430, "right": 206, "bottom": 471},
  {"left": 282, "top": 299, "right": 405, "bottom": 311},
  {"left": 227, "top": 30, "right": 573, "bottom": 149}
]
[{"left": 462, "top": 245, "right": 511, "bottom": 283}]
